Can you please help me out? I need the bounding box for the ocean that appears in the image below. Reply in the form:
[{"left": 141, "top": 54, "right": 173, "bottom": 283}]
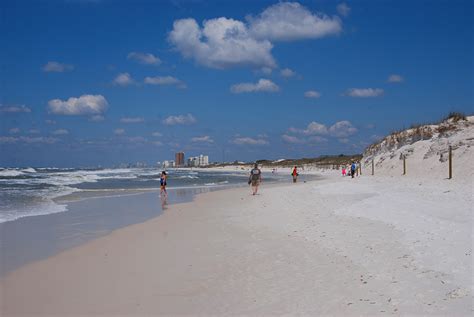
[{"left": 0, "top": 167, "right": 283, "bottom": 223}]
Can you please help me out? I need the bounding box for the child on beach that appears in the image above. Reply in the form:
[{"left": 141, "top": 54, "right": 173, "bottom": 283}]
[
  {"left": 160, "top": 171, "right": 167, "bottom": 196},
  {"left": 342, "top": 166, "right": 346, "bottom": 176},
  {"left": 248, "top": 163, "right": 262, "bottom": 195}
]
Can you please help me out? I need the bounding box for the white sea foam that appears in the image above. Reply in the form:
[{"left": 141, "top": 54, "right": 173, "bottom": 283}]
[{"left": 0, "top": 169, "right": 24, "bottom": 177}]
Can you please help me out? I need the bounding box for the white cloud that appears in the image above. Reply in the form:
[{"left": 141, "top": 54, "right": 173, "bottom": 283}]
[
  {"left": 48, "top": 94, "right": 108, "bottom": 115},
  {"left": 113, "top": 73, "right": 134, "bottom": 86},
  {"left": 336, "top": 3, "right": 351, "bottom": 17},
  {"left": 232, "top": 137, "right": 269, "bottom": 145},
  {"left": 303, "top": 122, "right": 328, "bottom": 135},
  {"left": 89, "top": 115, "right": 105, "bottom": 122},
  {"left": 169, "top": 17, "right": 276, "bottom": 69},
  {"left": 120, "top": 117, "right": 144, "bottom": 123},
  {"left": 127, "top": 52, "right": 161, "bottom": 65},
  {"left": 152, "top": 132, "right": 163, "bottom": 137},
  {"left": 42, "top": 61, "right": 74, "bottom": 72},
  {"left": 52, "top": 129, "right": 69, "bottom": 135},
  {"left": 280, "top": 68, "right": 295, "bottom": 78},
  {"left": 163, "top": 114, "right": 196, "bottom": 125},
  {"left": 346, "top": 88, "right": 384, "bottom": 98},
  {"left": 247, "top": 2, "right": 342, "bottom": 42},
  {"left": 388, "top": 74, "right": 404, "bottom": 83},
  {"left": 144, "top": 76, "right": 185, "bottom": 88},
  {"left": 168, "top": 3, "right": 341, "bottom": 70},
  {"left": 304, "top": 90, "right": 321, "bottom": 98},
  {"left": 282, "top": 134, "right": 304, "bottom": 144},
  {"left": 329, "top": 120, "right": 357, "bottom": 137},
  {"left": 191, "top": 135, "right": 214, "bottom": 143},
  {"left": 114, "top": 128, "right": 125, "bottom": 135},
  {"left": 0, "top": 105, "right": 31, "bottom": 113},
  {"left": 230, "top": 78, "right": 279, "bottom": 93},
  {"left": 0, "top": 136, "right": 58, "bottom": 144},
  {"left": 9, "top": 128, "right": 20, "bottom": 134}
]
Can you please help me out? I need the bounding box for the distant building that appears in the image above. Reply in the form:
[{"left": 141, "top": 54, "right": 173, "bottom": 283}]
[
  {"left": 186, "top": 154, "right": 209, "bottom": 167},
  {"left": 163, "top": 160, "right": 175, "bottom": 168},
  {"left": 175, "top": 152, "right": 185, "bottom": 167}
]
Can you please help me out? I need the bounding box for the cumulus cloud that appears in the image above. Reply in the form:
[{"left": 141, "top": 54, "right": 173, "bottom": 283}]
[
  {"left": 169, "top": 17, "right": 276, "bottom": 69},
  {"left": 0, "top": 105, "right": 31, "bottom": 113},
  {"left": 230, "top": 78, "right": 279, "bottom": 93},
  {"left": 345, "top": 88, "right": 384, "bottom": 97},
  {"left": 232, "top": 137, "right": 269, "bottom": 145},
  {"left": 247, "top": 2, "right": 342, "bottom": 42},
  {"left": 280, "top": 68, "right": 296, "bottom": 78},
  {"left": 282, "top": 134, "right": 304, "bottom": 144},
  {"left": 9, "top": 128, "right": 20, "bottom": 134},
  {"left": 113, "top": 73, "right": 134, "bottom": 86},
  {"left": 336, "top": 3, "right": 351, "bottom": 17},
  {"left": 304, "top": 90, "right": 321, "bottom": 98},
  {"left": 52, "top": 129, "right": 69, "bottom": 135},
  {"left": 114, "top": 128, "right": 125, "bottom": 135},
  {"left": 163, "top": 114, "right": 196, "bottom": 125},
  {"left": 120, "top": 117, "right": 144, "bottom": 123},
  {"left": 387, "top": 74, "right": 404, "bottom": 83},
  {"left": 42, "top": 61, "right": 74, "bottom": 72},
  {"left": 328, "top": 120, "right": 357, "bottom": 137},
  {"left": 303, "top": 122, "right": 328, "bottom": 135},
  {"left": 48, "top": 94, "right": 108, "bottom": 115},
  {"left": 127, "top": 52, "right": 161, "bottom": 65},
  {"left": 191, "top": 135, "right": 214, "bottom": 143},
  {"left": 0, "top": 136, "right": 58, "bottom": 144},
  {"left": 286, "top": 120, "right": 357, "bottom": 141},
  {"left": 169, "top": 3, "right": 342, "bottom": 70}
]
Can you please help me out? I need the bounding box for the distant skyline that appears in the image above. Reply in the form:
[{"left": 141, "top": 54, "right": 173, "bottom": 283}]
[{"left": 1, "top": 0, "right": 472, "bottom": 167}]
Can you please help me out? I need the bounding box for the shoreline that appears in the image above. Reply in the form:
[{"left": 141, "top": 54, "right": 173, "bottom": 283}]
[
  {"left": 1, "top": 171, "right": 471, "bottom": 315},
  {"left": 0, "top": 170, "right": 318, "bottom": 276}
]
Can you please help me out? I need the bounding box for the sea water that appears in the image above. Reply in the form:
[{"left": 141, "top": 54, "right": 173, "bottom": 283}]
[{"left": 0, "top": 167, "right": 282, "bottom": 223}]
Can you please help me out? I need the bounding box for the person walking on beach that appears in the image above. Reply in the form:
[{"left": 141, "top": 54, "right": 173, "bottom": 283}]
[
  {"left": 160, "top": 171, "right": 167, "bottom": 196},
  {"left": 350, "top": 162, "right": 356, "bottom": 178},
  {"left": 342, "top": 166, "right": 347, "bottom": 177},
  {"left": 291, "top": 166, "right": 299, "bottom": 183},
  {"left": 248, "top": 163, "right": 262, "bottom": 195}
]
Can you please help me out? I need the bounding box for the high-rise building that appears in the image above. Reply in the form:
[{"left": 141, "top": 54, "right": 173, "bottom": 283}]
[
  {"left": 186, "top": 154, "right": 209, "bottom": 167},
  {"left": 175, "top": 152, "right": 185, "bottom": 167}
]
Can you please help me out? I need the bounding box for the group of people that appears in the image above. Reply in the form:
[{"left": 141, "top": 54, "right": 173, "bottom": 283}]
[{"left": 341, "top": 161, "right": 360, "bottom": 178}]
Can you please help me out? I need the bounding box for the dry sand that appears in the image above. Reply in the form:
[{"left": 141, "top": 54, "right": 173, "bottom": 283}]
[{"left": 1, "top": 172, "right": 472, "bottom": 316}]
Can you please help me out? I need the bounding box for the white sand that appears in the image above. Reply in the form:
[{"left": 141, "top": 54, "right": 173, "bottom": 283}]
[{"left": 1, "top": 170, "right": 472, "bottom": 316}]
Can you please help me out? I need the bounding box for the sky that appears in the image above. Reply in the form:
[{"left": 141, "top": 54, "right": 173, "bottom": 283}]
[{"left": 0, "top": 0, "right": 472, "bottom": 167}]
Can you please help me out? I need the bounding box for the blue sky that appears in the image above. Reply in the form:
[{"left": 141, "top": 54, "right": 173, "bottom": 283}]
[{"left": 1, "top": 0, "right": 472, "bottom": 167}]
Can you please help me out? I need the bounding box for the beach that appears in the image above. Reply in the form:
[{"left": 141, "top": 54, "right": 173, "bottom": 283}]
[{"left": 2, "top": 170, "right": 472, "bottom": 316}]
